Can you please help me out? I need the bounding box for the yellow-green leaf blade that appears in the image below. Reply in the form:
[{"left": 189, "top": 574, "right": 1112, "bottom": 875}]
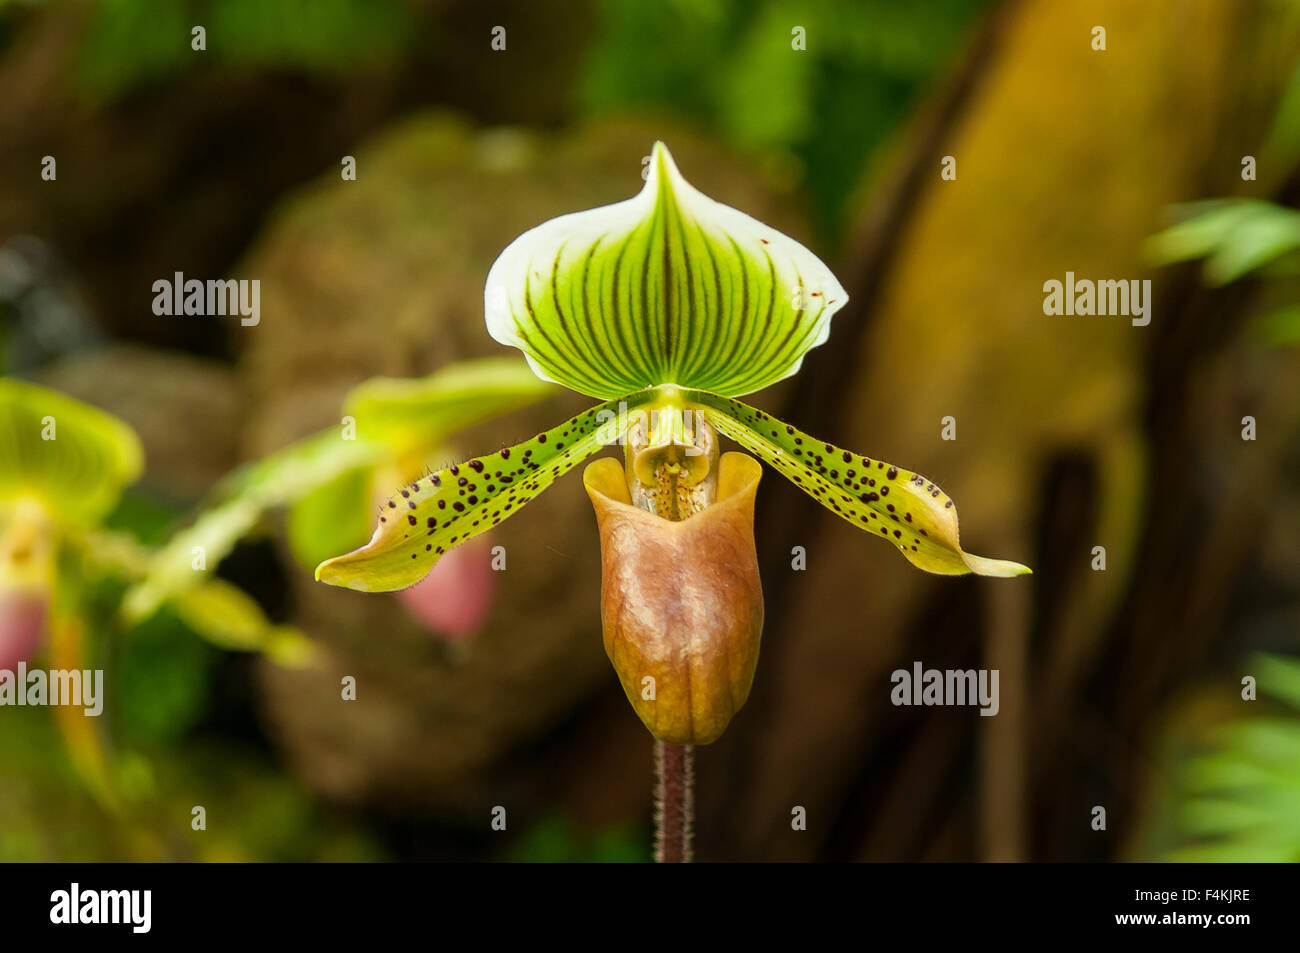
[
  {"left": 170, "top": 578, "right": 315, "bottom": 666},
  {"left": 344, "top": 355, "right": 555, "bottom": 450},
  {"left": 685, "top": 389, "right": 1030, "bottom": 578}
]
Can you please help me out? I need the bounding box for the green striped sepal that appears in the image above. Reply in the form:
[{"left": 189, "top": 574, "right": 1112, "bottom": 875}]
[
  {"left": 484, "top": 141, "right": 848, "bottom": 399},
  {"left": 0, "top": 378, "right": 142, "bottom": 525}
]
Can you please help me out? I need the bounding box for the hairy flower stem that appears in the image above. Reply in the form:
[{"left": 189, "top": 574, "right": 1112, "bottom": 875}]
[
  {"left": 654, "top": 739, "right": 694, "bottom": 863},
  {"left": 626, "top": 405, "right": 718, "bottom": 863}
]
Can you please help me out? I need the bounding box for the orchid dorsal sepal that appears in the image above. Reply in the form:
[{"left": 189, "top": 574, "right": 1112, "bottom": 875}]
[
  {"left": 484, "top": 141, "right": 848, "bottom": 400},
  {"left": 0, "top": 378, "right": 143, "bottom": 526}
]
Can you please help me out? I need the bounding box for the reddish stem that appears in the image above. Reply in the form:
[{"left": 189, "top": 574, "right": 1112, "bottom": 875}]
[{"left": 654, "top": 740, "right": 694, "bottom": 863}]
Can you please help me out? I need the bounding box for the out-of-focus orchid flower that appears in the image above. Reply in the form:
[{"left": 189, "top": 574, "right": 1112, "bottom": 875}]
[
  {"left": 0, "top": 379, "right": 308, "bottom": 662},
  {"left": 124, "top": 357, "right": 552, "bottom": 642},
  {"left": 0, "top": 378, "right": 310, "bottom": 799},
  {"left": 0, "top": 380, "right": 142, "bottom": 680},
  {"left": 395, "top": 537, "right": 496, "bottom": 640},
  {"left": 0, "top": 498, "right": 54, "bottom": 670},
  {"left": 317, "top": 142, "right": 1030, "bottom": 747}
]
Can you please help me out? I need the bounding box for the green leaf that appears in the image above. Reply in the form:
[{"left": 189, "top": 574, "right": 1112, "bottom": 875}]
[
  {"left": 485, "top": 141, "right": 848, "bottom": 399},
  {"left": 285, "top": 467, "right": 375, "bottom": 570},
  {"left": 1157, "top": 653, "right": 1300, "bottom": 861},
  {"left": 1145, "top": 200, "right": 1255, "bottom": 265},
  {"left": 1252, "top": 305, "right": 1300, "bottom": 349},
  {"left": 0, "top": 379, "right": 142, "bottom": 525},
  {"left": 71, "top": 527, "right": 153, "bottom": 579},
  {"left": 684, "top": 389, "right": 1031, "bottom": 577},
  {"left": 1146, "top": 199, "right": 1300, "bottom": 285},
  {"left": 1252, "top": 653, "right": 1300, "bottom": 713},
  {"left": 343, "top": 356, "right": 555, "bottom": 451},
  {"left": 169, "top": 578, "right": 315, "bottom": 666},
  {"left": 115, "top": 603, "right": 220, "bottom": 747},
  {"left": 317, "top": 392, "right": 650, "bottom": 592}
]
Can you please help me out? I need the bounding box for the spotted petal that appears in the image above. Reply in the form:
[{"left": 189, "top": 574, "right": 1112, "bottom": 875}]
[
  {"left": 684, "top": 390, "right": 1031, "bottom": 577},
  {"left": 484, "top": 141, "right": 848, "bottom": 399},
  {"left": 316, "top": 392, "right": 652, "bottom": 592}
]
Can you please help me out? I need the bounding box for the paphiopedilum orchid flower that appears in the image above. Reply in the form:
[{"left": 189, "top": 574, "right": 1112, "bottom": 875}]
[
  {"left": 0, "top": 379, "right": 312, "bottom": 800},
  {"left": 317, "top": 142, "right": 1029, "bottom": 745},
  {"left": 0, "top": 379, "right": 312, "bottom": 665}
]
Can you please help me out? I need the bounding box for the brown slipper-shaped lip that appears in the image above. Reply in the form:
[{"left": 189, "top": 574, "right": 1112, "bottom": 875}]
[{"left": 584, "top": 451, "right": 764, "bottom": 745}]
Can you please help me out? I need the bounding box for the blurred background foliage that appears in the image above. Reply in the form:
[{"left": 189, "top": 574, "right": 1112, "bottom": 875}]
[
  {"left": 1140, "top": 654, "right": 1300, "bottom": 861},
  {"left": 75, "top": 0, "right": 417, "bottom": 96},
  {"left": 0, "top": 0, "right": 1297, "bottom": 861}
]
